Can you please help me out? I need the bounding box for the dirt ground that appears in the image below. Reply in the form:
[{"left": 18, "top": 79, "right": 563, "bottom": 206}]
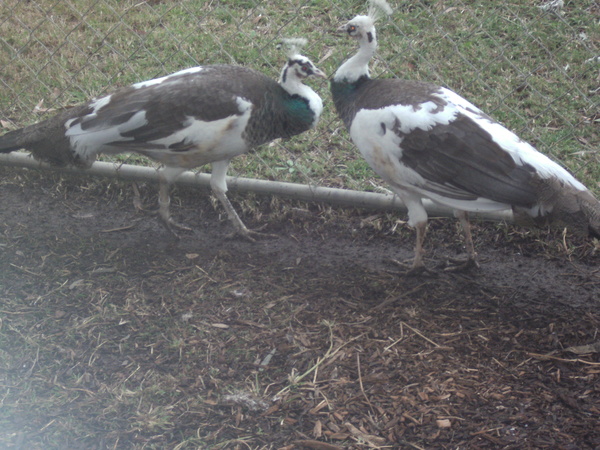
[{"left": 1, "top": 166, "right": 599, "bottom": 449}]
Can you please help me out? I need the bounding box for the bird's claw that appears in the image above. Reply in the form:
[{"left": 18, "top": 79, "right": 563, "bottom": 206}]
[
  {"left": 386, "top": 258, "right": 438, "bottom": 277},
  {"left": 158, "top": 216, "right": 193, "bottom": 239},
  {"left": 441, "top": 256, "right": 480, "bottom": 273}
]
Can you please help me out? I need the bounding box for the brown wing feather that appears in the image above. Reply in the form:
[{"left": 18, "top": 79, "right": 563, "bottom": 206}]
[{"left": 398, "top": 113, "right": 539, "bottom": 206}]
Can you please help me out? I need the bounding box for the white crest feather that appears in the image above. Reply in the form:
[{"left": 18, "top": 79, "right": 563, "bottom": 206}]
[
  {"left": 278, "top": 37, "right": 308, "bottom": 57},
  {"left": 367, "top": 0, "right": 393, "bottom": 21}
]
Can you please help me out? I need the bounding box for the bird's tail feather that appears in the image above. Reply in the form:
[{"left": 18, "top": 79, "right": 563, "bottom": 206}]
[
  {"left": 0, "top": 105, "right": 93, "bottom": 167},
  {"left": 515, "top": 185, "right": 600, "bottom": 239},
  {"left": 513, "top": 178, "right": 600, "bottom": 238},
  {"left": 577, "top": 190, "right": 600, "bottom": 239},
  {"left": 0, "top": 128, "right": 25, "bottom": 153},
  {"left": 550, "top": 188, "right": 600, "bottom": 239}
]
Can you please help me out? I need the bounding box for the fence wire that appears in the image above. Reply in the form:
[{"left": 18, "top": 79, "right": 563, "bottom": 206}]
[{"left": 1, "top": 0, "right": 599, "bottom": 198}]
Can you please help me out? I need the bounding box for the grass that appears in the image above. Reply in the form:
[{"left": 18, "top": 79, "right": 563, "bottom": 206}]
[{"left": 1, "top": 0, "right": 598, "bottom": 193}]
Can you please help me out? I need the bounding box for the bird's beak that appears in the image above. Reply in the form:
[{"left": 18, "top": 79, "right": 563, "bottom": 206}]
[
  {"left": 313, "top": 68, "right": 327, "bottom": 79},
  {"left": 337, "top": 24, "right": 348, "bottom": 33}
]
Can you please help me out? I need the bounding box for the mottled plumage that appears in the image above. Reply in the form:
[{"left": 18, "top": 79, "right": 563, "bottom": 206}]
[
  {"left": 1, "top": 57, "right": 325, "bottom": 238},
  {"left": 331, "top": 4, "right": 600, "bottom": 272}
]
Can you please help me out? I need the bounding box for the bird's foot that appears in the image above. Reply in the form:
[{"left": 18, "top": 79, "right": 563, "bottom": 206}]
[
  {"left": 386, "top": 258, "right": 437, "bottom": 277},
  {"left": 441, "top": 256, "right": 480, "bottom": 273},
  {"left": 157, "top": 215, "right": 193, "bottom": 239},
  {"left": 132, "top": 182, "right": 152, "bottom": 211},
  {"left": 226, "top": 223, "right": 278, "bottom": 242}
]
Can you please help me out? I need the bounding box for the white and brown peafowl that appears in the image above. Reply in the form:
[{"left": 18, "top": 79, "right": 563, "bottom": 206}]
[
  {"left": 0, "top": 39, "right": 325, "bottom": 239},
  {"left": 331, "top": 0, "right": 600, "bottom": 273}
]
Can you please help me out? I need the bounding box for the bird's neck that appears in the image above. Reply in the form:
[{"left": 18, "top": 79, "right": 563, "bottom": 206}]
[
  {"left": 333, "top": 35, "right": 377, "bottom": 84},
  {"left": 279, "top": 76, "right": 323, "bottom": 128}
]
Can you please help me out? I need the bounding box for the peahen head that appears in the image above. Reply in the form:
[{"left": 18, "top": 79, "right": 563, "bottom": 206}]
[
  {"left": 339, "top": 0, "right": 392, "bottom": 44},
  {"left": 278, "top": 38, "right": 326, "bottom": 84},
  {"left": 277, "top": 38, "right": 325, "bottom": 128},
  {"left": 338, "top": 15, "right": 377, "bottom": 45},
  {"left": 282, "top": 55, "right": 326, "bottom": 83},
  {"left": 333, "top": 0, "right": 393, "bottom": 83}
]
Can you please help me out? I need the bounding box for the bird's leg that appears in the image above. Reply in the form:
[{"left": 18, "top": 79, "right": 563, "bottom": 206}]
[
  {"left": 210, "top": 160, "right": 276, "bottom": 241},
  {"left": 412, "top": 220, "right": 427, "bottom": 270},
  {"left": 131, "top": 181, "right": 150, "bottom": 211},
  {"left": 387, "top": 197, "right": 436, "bottom": 276},
  {"left": 444, "top": 210, "right": 479, "bottom": 271},
  {"left": 130, "top": 176, "right": 189, "bottom": 236},
  {"left": 156, "top": 170, "right": 192, "bottom": 236},
  {"left": 389, "top": 221, "right": 434, "bottom": 276},
  {"left": 129, "top": 167, "right": 191, "bottom": 235}
]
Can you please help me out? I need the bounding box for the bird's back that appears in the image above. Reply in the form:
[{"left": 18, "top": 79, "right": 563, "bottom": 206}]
[{"left": 331, "top": 76, "right": 441, "bottom": 129}]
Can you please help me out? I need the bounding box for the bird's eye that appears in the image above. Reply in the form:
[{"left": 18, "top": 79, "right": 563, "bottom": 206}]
[
  {"left": 301, "top": 65, "right": 309, "bottom": 72},
  {"left": 348, "top": 25, "right": 357, "bottom": 33}
]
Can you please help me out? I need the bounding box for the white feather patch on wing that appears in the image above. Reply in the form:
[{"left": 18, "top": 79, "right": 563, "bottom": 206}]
[
  {"left": 436, "top": 87, "right": 587, "bottom": 191},
  {"left": 350, "top": 106, "right": 434, "bottom": 188},
  {"left": 350, "top": 99, "right": 531, "bottom": 214},
  {"left": 64, "top": 94, "right": 112, "bottom": 130},
  {"left": 349, "top": 99, "right": 458, "bottom": 160},
  {"left": 351, "top": 116, "right": 513, "bottom": 213},
  {"left": 140, "top": 97, "right": 254, "bottom": 169},
  {"left": 65, "top": 108, "right": 147, "bottom": 158},
  {"left": 132, "top": 66, "right": 204, "bottom": 89}
]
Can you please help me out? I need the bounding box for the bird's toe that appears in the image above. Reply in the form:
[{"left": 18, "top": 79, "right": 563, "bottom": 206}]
[
  {"left": 386, "top": 258, "right": 437, "bottom": 277},
  {"left": 442, "top": 256, "right": 480, "bottom": 273},
  {"left": 158, "top": 216, "right": 193, "bottom": 239},
  {"left": 226, "top": 226, "right": 278, "bottom": 242}
]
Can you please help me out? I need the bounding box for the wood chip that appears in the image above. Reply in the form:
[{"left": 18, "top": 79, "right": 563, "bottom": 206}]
[
  {"left": 345, "top": 422, "right": 386, "bottom": 445},
  {"left": 313, "top": 419, "right": 322, "bottom": 438},
  {"left": 565, "top": 341, "right": 600, "bottom": 355},
  {"left": 292, "top": 440, "right": 343, "bottom": 450},
  {"left": 436, "top": 418, "right": 452, "bottom": 428}
]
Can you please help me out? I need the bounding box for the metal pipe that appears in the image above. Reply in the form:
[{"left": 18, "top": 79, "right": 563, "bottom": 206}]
[{"left": 0, "top": 152, "right": 514, "bottom": 222}]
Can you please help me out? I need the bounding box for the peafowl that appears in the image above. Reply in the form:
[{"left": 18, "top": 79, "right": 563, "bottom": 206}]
[
  {"left": 0, "top": 39, "right": 325, "bottom": 240},
  {"left": 330, "top": 0, "right": 600, "bottom": 273}
]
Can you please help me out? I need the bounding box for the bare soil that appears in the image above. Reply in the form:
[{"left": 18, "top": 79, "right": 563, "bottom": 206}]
[{"left": 1, "top": 166, "right": 599, "bottom": 449}]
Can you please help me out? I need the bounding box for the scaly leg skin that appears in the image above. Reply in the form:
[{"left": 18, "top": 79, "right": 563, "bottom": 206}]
[
  {"left": 157, "top": 178, "right": 192, "bottom": 237},
  {"left": 131, "top": 181, "right": 156, "bottom": 212},
  {"left": 389, "top": 221, "right": 436, "bottom": 276},
  {"left": 137, "top": 167, "right": 191, "bottom": 237},
  {"left": 211, "top": 159, "right": 277, "bottom": 242},
  {"left": 387, "top": 196, "right": 436, "bottom": 276},
  {"left": 131, "top": 179, "right": 189, "bottom": 237},
  {"left": 444, "top": 210, "right": 479, "bottom": 272}
]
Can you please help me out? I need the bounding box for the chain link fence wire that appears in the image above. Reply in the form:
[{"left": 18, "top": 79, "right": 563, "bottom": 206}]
[{"left": 1, "top": 0, "right": 599, "bottom": 206}]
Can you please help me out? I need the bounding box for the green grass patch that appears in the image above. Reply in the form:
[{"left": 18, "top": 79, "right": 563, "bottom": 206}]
[{"left": 0, "top": 0, "right": 598, "bottom": 192}]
